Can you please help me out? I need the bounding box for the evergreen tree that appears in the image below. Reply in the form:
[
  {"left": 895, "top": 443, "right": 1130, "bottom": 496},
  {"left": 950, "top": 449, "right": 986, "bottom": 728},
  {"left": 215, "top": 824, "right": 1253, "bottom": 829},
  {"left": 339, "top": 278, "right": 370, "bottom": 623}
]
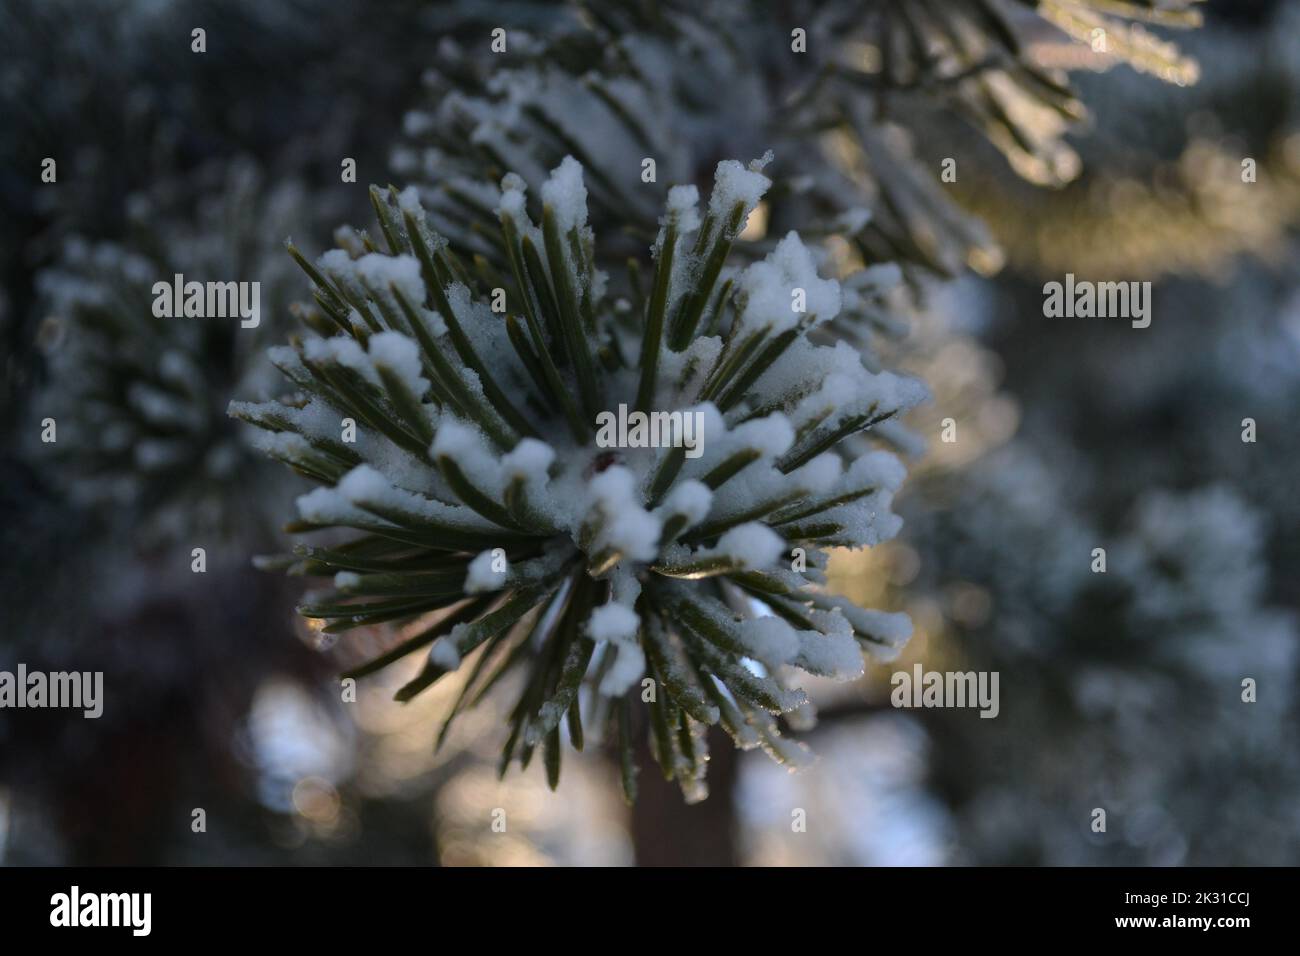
[{"left": 17, "top": 0, "right": 1296, "bottom": 871}]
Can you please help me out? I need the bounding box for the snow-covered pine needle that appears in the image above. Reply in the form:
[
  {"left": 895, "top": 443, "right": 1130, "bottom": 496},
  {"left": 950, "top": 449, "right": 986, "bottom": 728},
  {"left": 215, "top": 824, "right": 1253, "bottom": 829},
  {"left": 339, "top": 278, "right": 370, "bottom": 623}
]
[{"left": 233, "top": 155, "right": 927, "bottom": 801}]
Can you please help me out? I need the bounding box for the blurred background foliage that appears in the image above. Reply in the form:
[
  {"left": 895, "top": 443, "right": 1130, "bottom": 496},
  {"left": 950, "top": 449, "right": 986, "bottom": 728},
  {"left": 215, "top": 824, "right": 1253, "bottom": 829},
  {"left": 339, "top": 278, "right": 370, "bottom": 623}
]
[{"left": 1, "top": 0, "right": 1297, "bottom": 865}]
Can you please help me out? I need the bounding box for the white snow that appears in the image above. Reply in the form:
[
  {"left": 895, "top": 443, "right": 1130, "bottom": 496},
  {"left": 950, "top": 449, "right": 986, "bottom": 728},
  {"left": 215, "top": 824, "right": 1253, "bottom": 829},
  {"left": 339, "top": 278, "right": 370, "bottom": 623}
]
[
  {"left": 684, "top": 412, "right": 794, "bottom": 489},
  {"left": 587, "top": 601, "right": 640, "bottom": 642},
  {"left": 736, "top": 232, "right": 841, "bottom": 333},
  {"left": 502, "top": 438, "right": 555, "bottom": 482},
  {"left": 598, "top": 643, "right": 646, "bottom": 696},
  {"left": 266, "top": 344, "right": 306, "bottom": 376},
  {"left": 740, "top": 616, "right": 801, "bottom": 666},
  {"left": 663, "top": 184, "right": 701, "bottom": 235},
  {"left": 355, "top": 252, "right": 426, "bottom": 306},
  {"left": 303, "top": 335, "right": 380, "bottom": 387},
  {"left": 333, "top": 226, "right": 369, "bottom": 258},
  {"left": 793, "top": 614, "right": 864, "bottom": 681},
  {"left": 540, "top": 156, "right": 589, "bottom": 234},
  {"left": 852, "top": 609, "right": 913, "bottom": 647},
  {"left": 709, "top": 156, "right": 773, "bottom": 232},
  {"left": 588, "top": 466, "right": 662, "bottom": 562},
  {"left": 714, "top": 522, "right": 784, "bottom": 569},
  {"left": 317, "top": 248, "right": 357, "bottom": 280},
  {"left": 295, "top": 486, "right": 373, "bottom": 526},
  {"left": 846, "top": 449, "right": 907, "bottom": 492},
  {"left": 729, "top": 415, "right": 796, "bottom": 459},
  {"left": 396, "top": 185, "right": 424, "bottom": 216},
  {"left": 760, "top": 339, "right": 928, "bottom": 437},
  {"left": 465, "top": 548, "right": 508, "bottom": 593},
  {"left": 739, "top": 609, "right": 864, "bottom": 680},
  {"left": 815, "top": 596, "right": 913, "bottom": 660},
  {"left": 429, "top": 637, "right": 462, "bottom": 670},
  {"left": 367, "top": 331, "right": 427, "bottom": 393},
  {"left": 332, "top": 463, "right": 495, "bottom": 530},
  {"left": 415, "top": 307, "right": 449, "bottom": 339},
  {"left": 249, "top": 430, "right": 311, "bottom": 458},
  {"left": 338, "top": 463, "right": 398, "bottom": 504},
  {"left": 789, "top": 454, "right": 845, "bottom": 495},
  {"left": 496, "top": 173, "right": 530, "bottom": 226},
  {"left": 660, "top": 479, "right": 713, "bottom": 526},
  {"left": 431, "top": 417, "right": 504, "bottom": 496}
]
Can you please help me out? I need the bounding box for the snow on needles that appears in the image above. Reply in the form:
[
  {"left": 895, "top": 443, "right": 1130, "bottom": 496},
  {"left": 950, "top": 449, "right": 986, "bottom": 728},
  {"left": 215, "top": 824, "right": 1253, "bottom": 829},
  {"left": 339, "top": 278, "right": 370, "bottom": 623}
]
[{"left": 234, "top": 151, "right": 923, "bottom": 793}]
